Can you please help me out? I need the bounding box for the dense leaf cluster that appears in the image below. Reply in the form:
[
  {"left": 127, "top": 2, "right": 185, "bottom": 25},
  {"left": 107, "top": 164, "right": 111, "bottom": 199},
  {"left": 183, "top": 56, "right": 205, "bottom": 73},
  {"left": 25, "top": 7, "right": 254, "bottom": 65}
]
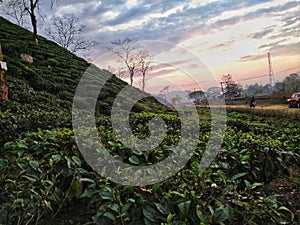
[{"left": 1, "top": 110, "right": 299, "bottom": 224}]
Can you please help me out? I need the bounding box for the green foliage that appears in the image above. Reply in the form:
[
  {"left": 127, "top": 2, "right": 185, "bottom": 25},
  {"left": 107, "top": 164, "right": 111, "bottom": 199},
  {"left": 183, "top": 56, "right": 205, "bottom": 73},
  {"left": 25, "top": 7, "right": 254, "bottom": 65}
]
[
  {"left": 0, "top": 128, "right": 82, "bottom": 224},
  {"left": 0, "top": 15, "right": 168, "bottom": 115},
  {"left": 0, "top": 16, "right": 299, "bottom": 225},
  {"left": 2, "top": 111, "right": 299, "bottom": 224}
]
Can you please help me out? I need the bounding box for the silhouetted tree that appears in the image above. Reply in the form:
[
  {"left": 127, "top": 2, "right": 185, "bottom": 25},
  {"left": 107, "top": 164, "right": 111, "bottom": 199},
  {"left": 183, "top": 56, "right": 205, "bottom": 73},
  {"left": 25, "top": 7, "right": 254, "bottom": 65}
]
[
  {"left": 45, "top": 14, "right": 97, "bottom": 53},
  {"left": 109, "top": 38, "right": 152, "bottom": 89},
  {"left": 1, "top": 0, "right": 27, "bottom": 26},
  {"left": 137, "top": 50, "right": 152, "bottom": 91},
  {"left": 283, "top": 73, "right": 300, "bottom": 93},
  {"left": 0, "top": 0, "right": 57, "bottom": 42},
  {"left": 221, "top": 74, "right": 242, "bottom": 97},
  {"left": 110, "top": 38, "right": 140, "bottom": 86}
]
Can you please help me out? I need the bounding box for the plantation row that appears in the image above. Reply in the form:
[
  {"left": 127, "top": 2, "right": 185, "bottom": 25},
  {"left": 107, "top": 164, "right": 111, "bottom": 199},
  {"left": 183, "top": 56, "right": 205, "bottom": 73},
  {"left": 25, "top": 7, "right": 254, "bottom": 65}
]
[{"left": 0, "top": 108, "right": 299, "bottom": 225}]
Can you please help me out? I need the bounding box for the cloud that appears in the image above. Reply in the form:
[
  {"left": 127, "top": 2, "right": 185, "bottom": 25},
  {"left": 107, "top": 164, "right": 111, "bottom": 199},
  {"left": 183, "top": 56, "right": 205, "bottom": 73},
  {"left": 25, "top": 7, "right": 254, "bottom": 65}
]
[
  {"left": 81, "top": 0, "right": 285, "bottom": 45},
  {"left": 239, "top": 54, "right": 264, "bottom": 61},
  {"left": 269, "top": 42, "right": 300, "bottom": 57},
  {"left": 250, "top": 27, "right": 275, "bottom": 39},
  {"left": 209, "top": 1, "right": 299, "bottom": 32},
  {"left": 258, "top": 39, "right": 286, "bottom": 49},
  {"left": 104, "top": 0, "right": 186, "bottom": 26},
  {"left": 240, "top": 41, "right": 300, "bottom": 62},
  {"left": 206, "top": 40, "right": 236, "bottom": 50},
  {"left": 281, "top": 13, "right": 300, "bottom": 27},
  {"left": 57, "top": 0, "right": 298, "bottom": 54},
  {"left": 104, "top": 6, "right": 149, "bottom": 26},
  {"left": 37, "top": 0, "right": 299, "bottom": 78},
  {"left": 151, "top": 68, "right": 179, "bottom": 78}
]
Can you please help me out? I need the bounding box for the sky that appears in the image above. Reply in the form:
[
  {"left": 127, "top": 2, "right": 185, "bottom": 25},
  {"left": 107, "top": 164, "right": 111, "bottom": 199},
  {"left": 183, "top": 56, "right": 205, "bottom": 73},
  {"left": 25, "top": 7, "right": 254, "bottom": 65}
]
[{"left": 2, "top": 0, "right": 300, "bottom": 93}]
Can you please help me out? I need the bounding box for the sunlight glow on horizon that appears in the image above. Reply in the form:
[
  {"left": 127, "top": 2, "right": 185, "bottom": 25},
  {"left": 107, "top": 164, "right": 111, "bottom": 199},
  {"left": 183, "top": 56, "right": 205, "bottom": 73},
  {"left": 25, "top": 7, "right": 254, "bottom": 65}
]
[{"left": 76, "top": 0, "right": 300, "bottom": 93}]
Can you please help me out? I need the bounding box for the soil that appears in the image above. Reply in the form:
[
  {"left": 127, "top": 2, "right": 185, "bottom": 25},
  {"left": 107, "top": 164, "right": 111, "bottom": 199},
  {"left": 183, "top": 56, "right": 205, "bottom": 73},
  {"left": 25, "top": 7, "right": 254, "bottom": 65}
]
[
  {"left": 226, "top": 104, "right": 300, "bottom": 222},
  {"left": 269, "top": 167, "right": 300, "bottom": 223},
  {"left": 227, "top": 104, "right": 298, "bottom": 110}
]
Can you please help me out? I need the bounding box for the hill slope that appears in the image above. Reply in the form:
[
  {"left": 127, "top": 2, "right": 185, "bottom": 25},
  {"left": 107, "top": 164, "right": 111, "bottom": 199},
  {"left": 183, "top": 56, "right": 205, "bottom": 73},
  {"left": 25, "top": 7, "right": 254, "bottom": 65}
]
[{"left": 0, "top": 16, "right": 169, "bottom": 144}]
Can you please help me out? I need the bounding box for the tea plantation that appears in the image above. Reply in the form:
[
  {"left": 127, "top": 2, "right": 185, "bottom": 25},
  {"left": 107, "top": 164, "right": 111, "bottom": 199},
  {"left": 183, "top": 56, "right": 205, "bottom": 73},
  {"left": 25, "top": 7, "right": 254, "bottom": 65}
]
[{"left": 1, "top": 17, "right": 300, "bottom": 224}]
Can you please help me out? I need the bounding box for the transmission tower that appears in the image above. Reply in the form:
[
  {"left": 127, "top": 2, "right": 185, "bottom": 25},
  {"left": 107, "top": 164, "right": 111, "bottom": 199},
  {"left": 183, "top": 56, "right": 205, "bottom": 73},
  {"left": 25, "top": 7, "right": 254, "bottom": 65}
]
[{"left": 267, "top": 52, "right": 275, "bottom": 87}]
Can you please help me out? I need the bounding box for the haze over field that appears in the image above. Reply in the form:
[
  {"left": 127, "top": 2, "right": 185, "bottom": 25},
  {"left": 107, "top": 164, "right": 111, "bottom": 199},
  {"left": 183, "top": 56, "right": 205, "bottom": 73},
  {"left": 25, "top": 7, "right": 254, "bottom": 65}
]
[{"left": 2, "top": 0, "right": 300, "bottom": 93}]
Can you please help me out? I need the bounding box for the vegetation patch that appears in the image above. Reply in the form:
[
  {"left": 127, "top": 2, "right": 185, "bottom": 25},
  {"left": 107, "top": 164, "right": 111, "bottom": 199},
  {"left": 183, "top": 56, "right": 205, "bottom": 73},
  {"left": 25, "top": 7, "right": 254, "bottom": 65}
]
[{"left": 0, "top": 17, "right": 299, "bottom": 225}]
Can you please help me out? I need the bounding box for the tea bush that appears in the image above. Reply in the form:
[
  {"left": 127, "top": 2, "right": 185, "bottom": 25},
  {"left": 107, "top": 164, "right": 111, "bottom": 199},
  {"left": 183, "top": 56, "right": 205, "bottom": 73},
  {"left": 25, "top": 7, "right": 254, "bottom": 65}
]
[
  {"left": 1, "top": 16, "right": 299, "bottom": 225},
  {"left": 1, "top": 111, "right": 299, "bottom": 224}
]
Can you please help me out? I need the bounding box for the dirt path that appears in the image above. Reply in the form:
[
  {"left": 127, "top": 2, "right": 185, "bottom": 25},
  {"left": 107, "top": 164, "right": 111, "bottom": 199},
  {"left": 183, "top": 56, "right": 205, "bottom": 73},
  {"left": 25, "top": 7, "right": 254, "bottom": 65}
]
[{"left": 227, "top": 104, "right": 299, "bottom": 111}]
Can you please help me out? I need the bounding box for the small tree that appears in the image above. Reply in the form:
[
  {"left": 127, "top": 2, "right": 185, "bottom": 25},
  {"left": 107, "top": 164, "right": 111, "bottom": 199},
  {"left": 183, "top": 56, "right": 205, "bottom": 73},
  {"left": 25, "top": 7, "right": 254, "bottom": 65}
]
[
  {"left": 1, "top": 0, "right": 57, "bottom": 42},
  {"left": 137, "top": 50, "right": 152, "bottom": 91},
  {"left": 283, "top": 73, "right": 300, "bottom": 94},
  {"left": 221, "top": 74, "right": 242, "bottom": 98},
  {"left": 1, "top": 0, "right": 28, "bottom": 26},
  {"left": 110, "top": 38, "right": 140, "bottom": 86},
  {"left": 45, "top": 14, "right": 97, "bottom": 53}
]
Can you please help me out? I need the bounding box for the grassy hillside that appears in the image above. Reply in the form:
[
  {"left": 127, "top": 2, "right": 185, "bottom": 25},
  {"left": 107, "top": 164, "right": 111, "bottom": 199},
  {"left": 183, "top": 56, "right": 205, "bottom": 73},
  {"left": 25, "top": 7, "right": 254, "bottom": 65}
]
[{"left": 0, "top": 16, "right": 169, "bottom": 144}]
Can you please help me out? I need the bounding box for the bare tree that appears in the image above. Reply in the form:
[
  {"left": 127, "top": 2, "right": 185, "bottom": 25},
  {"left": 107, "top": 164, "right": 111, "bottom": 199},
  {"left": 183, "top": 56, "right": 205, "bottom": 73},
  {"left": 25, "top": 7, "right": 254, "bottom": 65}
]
[
  {"left": 0, "top": 0, "right": 57, "bottom": 42},
  {"left": 137, "top": 50, "right": 152, "bottom": 91},
  {"left": 24, "top": 0, "right": 39, "bottom": 41},
  {"left": 1, "top": 0, "right": 40, "bottom": 41},
  {"left": 45, "top": 14, "right": 97, "bottom": 53},
  {"left": 110, "top": 38, "right": 140, "bottom": 86},
  {"left": 1, "top": 0, "right": 27, "bottom": 26},
  {"left": 109, "top": 38, "right": 153, "bottom": 89}
]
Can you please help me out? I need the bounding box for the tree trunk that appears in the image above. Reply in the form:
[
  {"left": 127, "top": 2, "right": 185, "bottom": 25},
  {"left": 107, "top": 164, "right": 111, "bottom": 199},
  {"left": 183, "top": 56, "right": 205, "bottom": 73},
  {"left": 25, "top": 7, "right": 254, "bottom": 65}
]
[
  {"left": 130, "top": 70, "right": 134, "bottom": 86},
  {"left": 29, "top": 0, "right": 39, "bottom": 43},
  {"left": 30, "top": 12, "right": 38, "bottom": 42},
  {"left": 142, "top": 73, "right": 145, "bottom": 91}
]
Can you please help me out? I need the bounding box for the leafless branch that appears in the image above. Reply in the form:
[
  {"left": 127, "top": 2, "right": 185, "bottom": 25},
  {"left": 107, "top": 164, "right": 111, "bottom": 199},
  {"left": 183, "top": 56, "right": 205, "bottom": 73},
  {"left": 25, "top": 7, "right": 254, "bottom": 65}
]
[
  {"left": 110, "top": 38, "right": 141, "bottom": 86},
  {"left": 45, "top": 14, "right": 98, "bottom": 53},
  {"left": 137, "top": 50, "right": 152, "bottom": 91}
]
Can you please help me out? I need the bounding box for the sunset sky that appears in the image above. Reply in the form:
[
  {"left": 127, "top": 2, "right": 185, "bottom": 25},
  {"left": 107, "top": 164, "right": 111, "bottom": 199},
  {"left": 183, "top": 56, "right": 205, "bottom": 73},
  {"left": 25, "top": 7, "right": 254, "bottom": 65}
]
[{"left": 3, "top": 0, "right": 300, "bottom": 93}]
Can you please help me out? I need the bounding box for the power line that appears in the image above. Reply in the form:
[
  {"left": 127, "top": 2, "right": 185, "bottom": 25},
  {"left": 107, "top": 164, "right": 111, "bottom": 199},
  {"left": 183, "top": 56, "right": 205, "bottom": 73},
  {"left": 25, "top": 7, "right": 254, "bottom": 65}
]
[
  {"left": 236, "top": 65, "right": 300, "bottom": 82},
  {"left": 275, "top": 66, "right": 300, "bottom": 74},
  {"left": 237, "top": 74, "right": 269, "bottom": 82}
]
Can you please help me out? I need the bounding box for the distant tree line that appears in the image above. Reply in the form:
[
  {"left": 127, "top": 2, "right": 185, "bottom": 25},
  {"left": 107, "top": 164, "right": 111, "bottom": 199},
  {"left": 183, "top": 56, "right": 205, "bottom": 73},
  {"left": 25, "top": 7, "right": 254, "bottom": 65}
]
[
  {"left": 188, "top": 73, "right": 300, "bottom": 102},
  {"left": 245, "top": 73, "right": 300, "bottom": 97}
]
